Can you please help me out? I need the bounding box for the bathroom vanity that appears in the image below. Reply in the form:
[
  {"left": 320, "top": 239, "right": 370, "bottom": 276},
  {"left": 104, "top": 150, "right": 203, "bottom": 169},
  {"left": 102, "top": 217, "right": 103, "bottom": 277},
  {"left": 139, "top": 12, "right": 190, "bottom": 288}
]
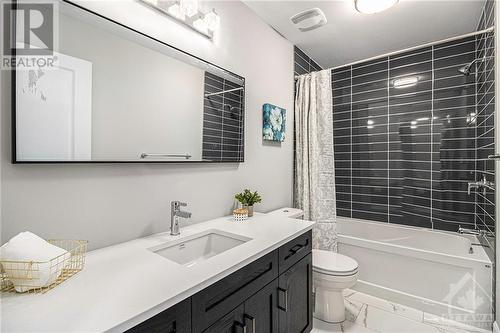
[
  {"left": 127, "top": 230, "right": 312, "bottom": 333},
  {"left": 2, "top": 214, "right": 314, "bottom": 332}
]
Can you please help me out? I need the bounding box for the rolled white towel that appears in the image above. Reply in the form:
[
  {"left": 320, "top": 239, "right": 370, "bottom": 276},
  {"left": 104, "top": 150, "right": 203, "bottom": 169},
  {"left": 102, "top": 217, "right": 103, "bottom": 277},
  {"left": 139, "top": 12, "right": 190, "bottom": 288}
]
[{"left": 0, "top": 232, "right": 70, "bottom": 292}]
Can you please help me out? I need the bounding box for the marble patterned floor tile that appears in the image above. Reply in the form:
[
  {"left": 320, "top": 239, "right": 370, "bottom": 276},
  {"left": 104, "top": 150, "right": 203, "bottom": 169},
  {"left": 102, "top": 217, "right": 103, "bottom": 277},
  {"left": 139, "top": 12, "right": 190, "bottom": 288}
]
[
  {"left": 345, "top": 297, "right": 364, "bottom": 322},
  {"left": 423, "top": 312, "right": 492, "bottom": 333},
  {"left": 312, "top": 318, "right": 378, "bottom": 333},
  {"left": 345, "top": 289, "right": 424, "bottom": 322},
  {"left": 355, "top": 305, "right": 442, "bottom": 333}
]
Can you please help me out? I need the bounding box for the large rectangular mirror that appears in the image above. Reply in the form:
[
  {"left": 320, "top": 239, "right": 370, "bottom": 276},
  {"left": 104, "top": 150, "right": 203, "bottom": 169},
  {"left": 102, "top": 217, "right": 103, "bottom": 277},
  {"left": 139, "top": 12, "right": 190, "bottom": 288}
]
[{"left": 13, "top": 1, "right": 245, "bottom": 163}]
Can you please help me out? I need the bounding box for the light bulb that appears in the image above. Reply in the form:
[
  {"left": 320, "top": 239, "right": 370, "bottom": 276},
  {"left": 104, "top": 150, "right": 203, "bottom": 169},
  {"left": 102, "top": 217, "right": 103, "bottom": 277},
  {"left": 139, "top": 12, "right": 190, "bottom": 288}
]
[
  {"left": 355, "top": 0, "right": 399, "bottom": 14},
  {"left": 204, "top": 9, "right": 220, "bottom": 32},
  {"left": 167, "top": 3, "right": 185, "bottom": 20},
  {"left": 179, "top": 0, "right": 199, "bottom": 17},
  {"left": 193, "top": 15, "right": 208, "bottom": 34}
]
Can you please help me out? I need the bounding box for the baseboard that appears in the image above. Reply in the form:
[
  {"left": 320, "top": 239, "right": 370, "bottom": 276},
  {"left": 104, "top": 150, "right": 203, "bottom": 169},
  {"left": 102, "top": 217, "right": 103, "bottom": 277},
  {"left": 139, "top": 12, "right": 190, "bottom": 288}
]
[{"left": 494, "top": 321, "right": 499, "bottom": 333}]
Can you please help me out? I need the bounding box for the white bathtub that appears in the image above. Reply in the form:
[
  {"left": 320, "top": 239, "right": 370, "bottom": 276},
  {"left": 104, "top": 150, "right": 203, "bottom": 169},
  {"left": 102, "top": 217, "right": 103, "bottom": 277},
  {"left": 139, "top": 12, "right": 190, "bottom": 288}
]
[{"left": 336, "top": 217, "right": 493, "bottom": 329}]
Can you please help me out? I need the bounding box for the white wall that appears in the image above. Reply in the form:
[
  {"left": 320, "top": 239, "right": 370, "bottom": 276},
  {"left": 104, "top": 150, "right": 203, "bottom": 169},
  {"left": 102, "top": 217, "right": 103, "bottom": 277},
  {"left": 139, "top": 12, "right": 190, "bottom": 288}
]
[{"left": 0, "top": 0, "right": 295, "bottom": 250}]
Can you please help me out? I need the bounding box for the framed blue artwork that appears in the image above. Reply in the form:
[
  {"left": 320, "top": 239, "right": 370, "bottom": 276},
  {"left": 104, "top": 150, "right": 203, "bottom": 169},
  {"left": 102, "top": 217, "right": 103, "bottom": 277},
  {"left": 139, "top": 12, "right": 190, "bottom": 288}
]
[{"left": 262, "top": 103, "right": 286, "bottom": 142}]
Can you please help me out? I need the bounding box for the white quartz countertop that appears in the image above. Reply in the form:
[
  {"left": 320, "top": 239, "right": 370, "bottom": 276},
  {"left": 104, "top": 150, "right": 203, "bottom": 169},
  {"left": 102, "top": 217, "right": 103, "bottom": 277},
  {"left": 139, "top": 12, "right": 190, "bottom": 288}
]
[{"left": 1, "top": 214, "right": 315, "bottom": 333}]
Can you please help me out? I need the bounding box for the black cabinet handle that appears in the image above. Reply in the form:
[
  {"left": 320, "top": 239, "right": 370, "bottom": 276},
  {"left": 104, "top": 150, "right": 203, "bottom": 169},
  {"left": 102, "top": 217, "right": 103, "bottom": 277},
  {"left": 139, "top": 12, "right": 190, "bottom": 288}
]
[
  {"left": 290, "top": 244, "right": 305, "bottom": 254},
  {"left": 244, "top": 314, "right": 256, "bottom": 333},
  {"left": 234, "top": 320, "right": 247, "bottom": 333},
  {"left": 277, "top": 287, "right": 288, "bottom": 312},
  {"left": 284, "top": 239, "right": 309, "bottom": 260}
]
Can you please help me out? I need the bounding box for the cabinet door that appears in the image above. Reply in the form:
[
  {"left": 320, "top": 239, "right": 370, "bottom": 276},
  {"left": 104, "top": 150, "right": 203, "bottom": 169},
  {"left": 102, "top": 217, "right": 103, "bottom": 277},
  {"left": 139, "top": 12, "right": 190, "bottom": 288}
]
[
  {"left": 278, "top": 253, "right": 312, "bottom": 333},
  {"left": 203, "top": 304, "right": 246, "bottom": 333},
  {"left": 126, "top": 298, "right": 191, "bottom": 333},
  {"left": 244, "top": 279, "right": 279, "bottom": 333},
  {"left": 192, "top": 250, "right": 278, "bottom": 332}
]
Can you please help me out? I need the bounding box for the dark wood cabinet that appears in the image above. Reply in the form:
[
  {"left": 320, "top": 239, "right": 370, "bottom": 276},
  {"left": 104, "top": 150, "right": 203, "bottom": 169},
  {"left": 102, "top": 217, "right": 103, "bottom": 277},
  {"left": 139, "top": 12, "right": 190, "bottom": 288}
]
[
  {"left": 125, "top": 298, "right": 191, "bottom": 333},
  {"left": 192, "top": 250, "right": 279, "bottom": 333},
  {"left": 244, "top": 279, "right": 279, "bottom": 333},
  {"left": 202, "top": 304, "right": 245, "bottom": 333},
  {"left": 278, "top": 253, "right": 313, "bottom": 333},
  {"left": 129, "top": 231, "right": 312, "bottom": 333}
]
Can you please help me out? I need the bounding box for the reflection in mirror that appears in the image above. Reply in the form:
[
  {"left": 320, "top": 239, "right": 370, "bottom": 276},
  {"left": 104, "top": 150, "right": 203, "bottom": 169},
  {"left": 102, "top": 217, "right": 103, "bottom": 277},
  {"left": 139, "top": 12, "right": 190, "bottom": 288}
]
[{"left": 14, "top": 1, "right": 245, "bottom": 163}]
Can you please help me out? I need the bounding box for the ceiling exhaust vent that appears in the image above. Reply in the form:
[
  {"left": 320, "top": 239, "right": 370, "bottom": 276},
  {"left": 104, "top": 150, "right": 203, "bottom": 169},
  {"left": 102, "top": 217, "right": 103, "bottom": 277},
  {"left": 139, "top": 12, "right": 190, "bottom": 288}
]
[{"left": 290, "top": 8, "right": 327, "bottom": 32}]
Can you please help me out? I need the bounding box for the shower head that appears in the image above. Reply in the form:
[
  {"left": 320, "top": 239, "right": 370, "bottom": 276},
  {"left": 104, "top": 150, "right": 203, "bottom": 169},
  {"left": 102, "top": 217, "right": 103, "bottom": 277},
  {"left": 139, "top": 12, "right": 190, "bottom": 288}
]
[
  {"left": 458, "top": 63, "right": 473, "bottom": 76},
  {"left": 458, "top": 56, "right": 494, "bottom": 76}
]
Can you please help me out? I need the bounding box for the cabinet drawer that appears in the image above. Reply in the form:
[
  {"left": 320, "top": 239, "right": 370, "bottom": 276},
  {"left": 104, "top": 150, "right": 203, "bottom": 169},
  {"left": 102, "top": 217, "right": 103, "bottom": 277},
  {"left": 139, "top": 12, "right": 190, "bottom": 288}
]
[
  {"left": 202, "top": 304, "right": 245, "bottom": 333},
  {"left": 278, "top": 231, "right": 312, "bottom": 274},
  {"left": 125, "top": 298, "right": 191, "bottom": 333},
  {"left": 192, "top": 250, "right": 279, "bottom": 333}
]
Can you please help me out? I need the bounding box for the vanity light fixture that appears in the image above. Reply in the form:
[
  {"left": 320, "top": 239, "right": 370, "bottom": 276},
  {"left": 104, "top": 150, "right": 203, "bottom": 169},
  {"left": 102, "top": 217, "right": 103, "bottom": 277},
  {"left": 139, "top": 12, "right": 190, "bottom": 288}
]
[
  {"left": 167, "top": 2, "right": 185, "bottom": 20},
  {"left": 355, "top": 0, "right": 399, "bottom": 14},
  {"left": 193, "top": 15, "right": 209, "bottom": 34},
  {"left": 393, "top": 76, "right": 419, "bottom": 89},
  {"left": 139, "top": 0, "right": 220, "bottom": 40},
  {"left": 179, "top": 0, "right": 198, "bottom": 17},
  {"left": 204, "top": 9, "right": 221, "bottom": 32}
]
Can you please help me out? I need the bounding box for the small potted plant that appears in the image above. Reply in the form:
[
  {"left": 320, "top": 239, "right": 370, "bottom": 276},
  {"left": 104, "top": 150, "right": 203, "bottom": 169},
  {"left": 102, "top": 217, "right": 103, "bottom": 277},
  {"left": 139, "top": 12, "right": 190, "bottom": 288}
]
[{"left": 235, "top": 189, "right": 262, "bottom": 217}]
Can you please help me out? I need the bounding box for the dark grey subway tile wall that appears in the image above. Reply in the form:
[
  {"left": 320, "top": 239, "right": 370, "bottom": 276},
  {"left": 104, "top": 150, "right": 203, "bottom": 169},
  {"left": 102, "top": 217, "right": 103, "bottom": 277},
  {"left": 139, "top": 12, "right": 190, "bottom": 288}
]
[
  {"left": 475, "top": 0, "right": 495, "bottom": 234},
  {"left": 202, "top": 72, "right": 245, "bottom": 162},
  {"left": 295, "top": 46, "right": 323, "bottom": 76},
  {"left": 333, "top": 22, "right": 495, "bottom": 232}
]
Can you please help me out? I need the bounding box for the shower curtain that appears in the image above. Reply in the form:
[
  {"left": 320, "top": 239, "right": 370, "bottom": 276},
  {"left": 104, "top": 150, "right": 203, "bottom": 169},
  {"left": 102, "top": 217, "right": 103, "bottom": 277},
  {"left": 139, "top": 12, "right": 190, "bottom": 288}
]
[{"left": 294, "top": 70, "right": 337, "bottom": 251}]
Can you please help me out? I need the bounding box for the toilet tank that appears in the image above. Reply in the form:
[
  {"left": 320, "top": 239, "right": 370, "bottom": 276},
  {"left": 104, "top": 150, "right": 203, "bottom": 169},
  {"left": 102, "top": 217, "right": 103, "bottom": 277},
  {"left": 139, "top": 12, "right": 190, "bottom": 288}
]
[{"left": 267, "top": 207, "right": 304, "bottom": 219}]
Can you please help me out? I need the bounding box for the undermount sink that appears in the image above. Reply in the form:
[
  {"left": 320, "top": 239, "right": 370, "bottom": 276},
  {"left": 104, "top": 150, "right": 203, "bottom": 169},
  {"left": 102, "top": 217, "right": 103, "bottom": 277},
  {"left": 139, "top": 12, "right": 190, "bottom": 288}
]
[{"left": 149, "top": 229, "right": 252, "bottom": 266}]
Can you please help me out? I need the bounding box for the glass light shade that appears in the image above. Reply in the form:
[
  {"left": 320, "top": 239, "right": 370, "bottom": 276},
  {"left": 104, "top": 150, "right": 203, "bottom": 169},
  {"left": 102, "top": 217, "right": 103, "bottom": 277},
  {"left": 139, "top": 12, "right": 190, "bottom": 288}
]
[
  {"left": 204, "top": 9, "right": 220, "bottom": 32},
  {"left": 355, "top": 0, "right": 399, "bottom": 14},
  {"left": 179, "top": 0, "right": 199, "bottom": 17},
  {"left": 167, "top": 3, "right": 185, "bottom": 20},
  {"left": 193, "top": 15, "right": 208, "bottom": 34}
]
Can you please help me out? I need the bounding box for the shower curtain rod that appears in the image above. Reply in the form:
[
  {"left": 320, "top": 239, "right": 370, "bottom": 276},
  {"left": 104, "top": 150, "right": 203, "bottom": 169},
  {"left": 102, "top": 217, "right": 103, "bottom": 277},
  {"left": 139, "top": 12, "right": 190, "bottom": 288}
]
[{"left": 294, "top": 26, "right": 495, "bottom": 79}]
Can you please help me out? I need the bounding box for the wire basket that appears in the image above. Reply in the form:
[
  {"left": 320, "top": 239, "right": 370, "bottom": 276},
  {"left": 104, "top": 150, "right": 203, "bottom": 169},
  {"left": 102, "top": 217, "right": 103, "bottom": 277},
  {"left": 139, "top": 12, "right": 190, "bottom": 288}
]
[{"left": 0, "top": 239, "right": 88, "bottom": 294}]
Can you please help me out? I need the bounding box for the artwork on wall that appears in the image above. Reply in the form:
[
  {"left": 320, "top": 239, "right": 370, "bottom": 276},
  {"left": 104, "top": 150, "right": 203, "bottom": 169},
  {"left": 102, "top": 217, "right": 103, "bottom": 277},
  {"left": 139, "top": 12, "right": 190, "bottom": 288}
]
[{"left": 262, "top": 103, "right": 286, "bottom": 142}]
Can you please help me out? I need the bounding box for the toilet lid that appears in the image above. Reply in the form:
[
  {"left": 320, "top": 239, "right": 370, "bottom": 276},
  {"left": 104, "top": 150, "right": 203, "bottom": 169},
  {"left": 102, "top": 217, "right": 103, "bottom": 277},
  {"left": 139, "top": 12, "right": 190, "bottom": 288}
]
[{"left": 313, "top": 250, "right": 358, "bottom": 276}]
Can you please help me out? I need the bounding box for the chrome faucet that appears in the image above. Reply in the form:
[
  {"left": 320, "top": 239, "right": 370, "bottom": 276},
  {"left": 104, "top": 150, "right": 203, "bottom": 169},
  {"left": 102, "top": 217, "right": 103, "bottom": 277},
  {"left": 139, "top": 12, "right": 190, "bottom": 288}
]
[
  {"left": 170, "top": 201, "right": 192, "bottom": 236},
  {"left": 467, "top": 175, "right": 494, "bottom": 195}
]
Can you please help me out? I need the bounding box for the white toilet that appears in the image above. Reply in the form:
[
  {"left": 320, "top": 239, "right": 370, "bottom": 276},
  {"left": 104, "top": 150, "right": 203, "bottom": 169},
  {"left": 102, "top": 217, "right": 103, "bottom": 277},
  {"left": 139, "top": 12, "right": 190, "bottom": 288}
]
[
  {"left": 267, "top": 207, "right": 359, "bottom": 323},
  {"left": 312, "top": 249, "right": 359, "bottom": 323}
]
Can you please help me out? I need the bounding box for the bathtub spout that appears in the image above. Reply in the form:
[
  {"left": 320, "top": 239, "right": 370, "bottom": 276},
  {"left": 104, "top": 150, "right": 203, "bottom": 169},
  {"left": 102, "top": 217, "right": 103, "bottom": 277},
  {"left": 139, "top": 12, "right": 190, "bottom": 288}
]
[{"left": 458, "top": 227, "right": 480, "bottom": 235}]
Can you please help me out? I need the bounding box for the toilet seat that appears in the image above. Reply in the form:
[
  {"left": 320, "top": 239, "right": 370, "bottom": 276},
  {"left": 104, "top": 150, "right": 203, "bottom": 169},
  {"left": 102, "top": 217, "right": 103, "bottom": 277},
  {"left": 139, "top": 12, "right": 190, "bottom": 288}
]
[{"left": 312, "top": 250, "right": 358, "bottom": 276}]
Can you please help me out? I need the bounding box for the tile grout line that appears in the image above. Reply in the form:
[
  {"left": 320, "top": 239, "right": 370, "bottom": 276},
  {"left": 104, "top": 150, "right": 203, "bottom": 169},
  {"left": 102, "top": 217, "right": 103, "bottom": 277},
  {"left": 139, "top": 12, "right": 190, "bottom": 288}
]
[
  {"left": 350, "top": 65, "right": 353, "bottom": 218},
  {"left": 387, "top": 56, "right": 390, "bottom": 223},
  {"left": 430, "top": 45, "right": 434, "bottom": 229}
]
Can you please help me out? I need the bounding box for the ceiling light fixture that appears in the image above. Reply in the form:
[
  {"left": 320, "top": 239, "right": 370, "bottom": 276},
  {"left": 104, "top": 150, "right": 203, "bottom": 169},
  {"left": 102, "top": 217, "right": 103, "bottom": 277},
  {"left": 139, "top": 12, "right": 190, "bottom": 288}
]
[{"left": 355, "top": 0, "right": 399, "bottom": 14}]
